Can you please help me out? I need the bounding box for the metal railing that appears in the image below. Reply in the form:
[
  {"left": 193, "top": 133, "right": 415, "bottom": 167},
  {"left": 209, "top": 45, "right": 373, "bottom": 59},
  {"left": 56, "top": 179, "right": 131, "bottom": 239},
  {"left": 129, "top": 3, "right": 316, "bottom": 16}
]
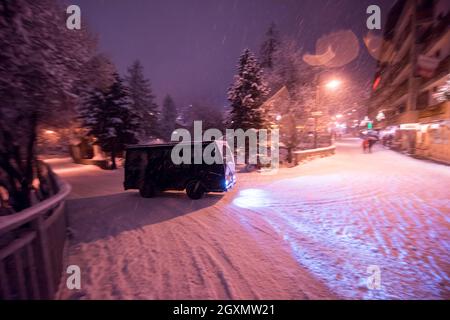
[{"left": 0, "top": 177, "right": 71, "bottom": 300}]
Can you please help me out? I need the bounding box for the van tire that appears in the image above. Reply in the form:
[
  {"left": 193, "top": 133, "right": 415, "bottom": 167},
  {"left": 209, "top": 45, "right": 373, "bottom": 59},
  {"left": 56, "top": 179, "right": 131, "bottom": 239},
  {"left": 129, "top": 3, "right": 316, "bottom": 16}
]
[
  {"left": 186, "top": 180, "right": 205, "bottom": 200},
  {"left": 139, "top": 182, "right": 155, "bottom": 198}
]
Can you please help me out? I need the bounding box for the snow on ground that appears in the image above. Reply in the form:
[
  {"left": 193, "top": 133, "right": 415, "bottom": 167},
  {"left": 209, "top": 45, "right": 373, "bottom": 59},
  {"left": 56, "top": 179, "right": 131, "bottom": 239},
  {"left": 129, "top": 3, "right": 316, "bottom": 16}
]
[
  {"left": 233, "top": 139, "right": 450, "bottom": 299},
  {"left": 53, "top": 138, "right": 450, "bottom": 299},
  {"left": 52, "top": 161, "right": 334, "bottom": 299}
]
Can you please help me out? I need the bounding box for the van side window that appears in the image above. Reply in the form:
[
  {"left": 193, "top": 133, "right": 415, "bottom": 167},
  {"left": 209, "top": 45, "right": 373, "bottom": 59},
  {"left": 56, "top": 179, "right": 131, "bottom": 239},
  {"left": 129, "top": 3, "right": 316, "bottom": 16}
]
[
  {"left": 148, "top": 149, "right": 163, "bottom": 159},
  {"left": 127, "top": 150, "right": 147, "bottom": 167},
  {"left": 163, "top": 156, "right": 175, "bottom": 169}
]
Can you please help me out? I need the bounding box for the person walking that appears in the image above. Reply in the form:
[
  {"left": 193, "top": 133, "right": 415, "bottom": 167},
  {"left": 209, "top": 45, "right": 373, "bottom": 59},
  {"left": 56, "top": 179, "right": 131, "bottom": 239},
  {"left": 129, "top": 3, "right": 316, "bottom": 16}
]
[
  {"left": 367, "top": 134, "right": 379, "bottom": 153},
  {"left": 362, "top": 137, "right": 369, "bottom": 153}
]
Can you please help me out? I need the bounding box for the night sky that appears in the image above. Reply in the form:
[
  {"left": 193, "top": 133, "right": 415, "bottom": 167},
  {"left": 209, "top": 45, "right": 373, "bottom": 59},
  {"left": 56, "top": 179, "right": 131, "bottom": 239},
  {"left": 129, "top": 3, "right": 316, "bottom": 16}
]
[{"left": 72, "top": 0, "right": 394, "bottom": 108}]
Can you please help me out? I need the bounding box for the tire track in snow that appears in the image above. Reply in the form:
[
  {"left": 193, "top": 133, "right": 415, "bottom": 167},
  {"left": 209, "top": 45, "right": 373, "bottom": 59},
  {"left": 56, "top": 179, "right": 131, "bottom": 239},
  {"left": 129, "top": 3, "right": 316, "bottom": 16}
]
[{"left": 231, "top": 140, "right": 450, "bottom": 299}]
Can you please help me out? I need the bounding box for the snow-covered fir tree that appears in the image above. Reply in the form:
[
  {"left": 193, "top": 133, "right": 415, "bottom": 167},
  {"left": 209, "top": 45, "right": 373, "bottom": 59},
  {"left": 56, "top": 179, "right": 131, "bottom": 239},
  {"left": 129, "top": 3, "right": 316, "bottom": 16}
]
[
  {"left": 82, "top": 74, "right": 139, "bottom": 169},
  {"left": 183, "top": 102, "right": 225, "bottom": 133},
  {"left": 160, "top": 95, "right": 178, "bottom": 141},
  {"left": 227, "top": 49, "right": 270, "bottom": 131},
  {"left": 267, "top": 38, "right": 306, "bottom": 92},
  {"left": 262, "top": 37, "right": 319, "bottom": 162},
  {"left": 80, "top": 54, "right": 116, "bottom": 94},
  {"left": 260, "top": 22, "right": 280, "bottom": 70},
  {"left": 126, "top": 60, "right": 159, "bottom": 142}
]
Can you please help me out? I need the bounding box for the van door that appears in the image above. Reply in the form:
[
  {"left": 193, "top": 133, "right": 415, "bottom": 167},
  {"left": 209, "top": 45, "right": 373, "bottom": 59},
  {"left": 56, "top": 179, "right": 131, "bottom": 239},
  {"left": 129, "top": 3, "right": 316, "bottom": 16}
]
[
  {"left": 160, "top": 147, "right": 187, "bottom": 190},
  {"left": 125, "top": 149, "right": 148, "bottom": 189}
]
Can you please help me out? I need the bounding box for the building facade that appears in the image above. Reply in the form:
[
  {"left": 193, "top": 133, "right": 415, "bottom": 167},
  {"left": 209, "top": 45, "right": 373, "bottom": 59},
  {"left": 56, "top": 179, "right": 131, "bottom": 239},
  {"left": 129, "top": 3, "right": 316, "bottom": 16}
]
[{"left": 368, "top": 0, "right": 450, "bottom": 164}]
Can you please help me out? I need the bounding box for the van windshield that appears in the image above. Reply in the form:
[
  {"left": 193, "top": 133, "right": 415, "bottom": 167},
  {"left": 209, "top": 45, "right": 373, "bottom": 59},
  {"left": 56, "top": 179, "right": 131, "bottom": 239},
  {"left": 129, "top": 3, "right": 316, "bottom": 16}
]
[
  {"left": 225, "top": 145, "right": 234, "bottom": 164},
  {"left": 215, "top": 141, "right": 234, "bottom": 164}
]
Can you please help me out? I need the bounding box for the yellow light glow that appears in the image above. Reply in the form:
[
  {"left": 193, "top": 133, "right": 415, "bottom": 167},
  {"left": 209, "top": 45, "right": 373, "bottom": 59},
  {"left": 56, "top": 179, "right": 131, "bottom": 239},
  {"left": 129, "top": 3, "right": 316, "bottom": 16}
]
[{"left": 325, "top": 79, "right": 342, "bottom": 90}]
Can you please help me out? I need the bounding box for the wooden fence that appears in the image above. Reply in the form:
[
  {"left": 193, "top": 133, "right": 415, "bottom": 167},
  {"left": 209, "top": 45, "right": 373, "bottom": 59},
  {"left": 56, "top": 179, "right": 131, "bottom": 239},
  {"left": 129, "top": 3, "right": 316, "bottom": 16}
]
[{"left": 0, "top": 177, "right": 71, "bottom": 300}]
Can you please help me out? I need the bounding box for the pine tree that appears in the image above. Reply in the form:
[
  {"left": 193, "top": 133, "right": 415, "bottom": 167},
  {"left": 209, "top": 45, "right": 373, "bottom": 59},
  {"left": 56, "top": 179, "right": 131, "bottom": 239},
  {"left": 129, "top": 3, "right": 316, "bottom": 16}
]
[
  {"left": 80, "top": 54, "right": 116, "bottom": 94},
  {"left": 80, "top": 89, "right": 105, "bottom": 136},
  {"left": 267, "top": 38, "right": 305, "bottom": 92},
  {"left": 260, "top": 23, "right": 280, "bottom": 70},
  {"left": 183, "top": 102, "right": 225, "bottom": 132},
  {"left": 227, "top": 49, "right": 270, "bottom": 131},
  {"left": 126, "top": 60, "right": 159, "bottom": 142},
  {"left": 160, "top": 95, "right": 178, "bottom": 141},
  {"left": 82, "top": 74, "right": 139, "bottom": 169},
  {"left": 261, "top": 36, "right": 320, "bottom": 162}
]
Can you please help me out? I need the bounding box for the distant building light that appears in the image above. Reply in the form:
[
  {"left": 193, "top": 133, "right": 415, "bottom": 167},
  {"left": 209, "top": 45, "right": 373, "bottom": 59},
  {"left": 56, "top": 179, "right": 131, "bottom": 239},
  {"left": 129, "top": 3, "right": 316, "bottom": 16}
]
[
  {"left": 400, "top": 123, "right": 420, "bottom": 130},
  {"left": 360, "top": 116, "right": 371, "bottom": 127},
  {"left": 429, "top": 123, "right": 440, "bottom": 130},
  {"left": 376, "top": 111, "right": 386, "bottom": 122},
  {"left": 373, "top": 76, "right": 381, "bottom": 90},
  {"left": 420, "top": 124, "right": 429, "bottom": 133}
]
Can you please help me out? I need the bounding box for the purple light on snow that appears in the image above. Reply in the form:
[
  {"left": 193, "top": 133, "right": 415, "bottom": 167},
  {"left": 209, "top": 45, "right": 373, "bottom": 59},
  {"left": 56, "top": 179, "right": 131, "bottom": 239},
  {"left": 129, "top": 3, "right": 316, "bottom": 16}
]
[{"left": 233, "top": 188, "right": 271, "bottom": 208}]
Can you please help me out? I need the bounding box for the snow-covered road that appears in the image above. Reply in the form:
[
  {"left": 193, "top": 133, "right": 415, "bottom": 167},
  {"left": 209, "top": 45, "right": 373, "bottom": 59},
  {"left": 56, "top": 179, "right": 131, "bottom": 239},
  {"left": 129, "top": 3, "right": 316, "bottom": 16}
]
[{"left": 54, "top": 138, "right": 450, "bottom": 300}]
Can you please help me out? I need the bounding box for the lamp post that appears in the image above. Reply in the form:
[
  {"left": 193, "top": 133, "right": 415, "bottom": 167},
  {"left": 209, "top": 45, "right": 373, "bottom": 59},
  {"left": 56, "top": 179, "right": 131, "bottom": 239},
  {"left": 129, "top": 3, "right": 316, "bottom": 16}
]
[
  {"left": 313, "top": 77, "right": 342, "bottom": 148},
  {"left": 311, "top": 111, "right": 323, "bottom": 148}
]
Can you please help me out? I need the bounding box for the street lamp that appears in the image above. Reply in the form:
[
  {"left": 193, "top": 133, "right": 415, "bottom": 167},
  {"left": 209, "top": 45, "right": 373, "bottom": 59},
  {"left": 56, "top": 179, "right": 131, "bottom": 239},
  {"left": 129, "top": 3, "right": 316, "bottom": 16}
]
[
  {"left": 313, "top": 77, "right": 343, "bottom": 148},
  {"left": 325, "top": 79, "right": 342, "bottom": 91}
]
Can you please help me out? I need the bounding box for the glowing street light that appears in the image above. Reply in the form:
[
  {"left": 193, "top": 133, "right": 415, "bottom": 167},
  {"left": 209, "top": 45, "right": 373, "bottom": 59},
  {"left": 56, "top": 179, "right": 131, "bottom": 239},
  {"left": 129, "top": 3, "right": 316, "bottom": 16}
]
[
  {"left": 325, "top": 79, "right": 342, "bottom": 90},
  {"left": 312, "top": 75, "right": 343, "bottom": 149}
]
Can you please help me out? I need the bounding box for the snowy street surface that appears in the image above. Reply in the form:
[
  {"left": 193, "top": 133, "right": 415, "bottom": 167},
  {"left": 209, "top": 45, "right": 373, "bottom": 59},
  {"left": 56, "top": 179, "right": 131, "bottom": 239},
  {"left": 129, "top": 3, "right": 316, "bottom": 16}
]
[{"left": 54, "top": 138, "right": 450, "bottom": 300}]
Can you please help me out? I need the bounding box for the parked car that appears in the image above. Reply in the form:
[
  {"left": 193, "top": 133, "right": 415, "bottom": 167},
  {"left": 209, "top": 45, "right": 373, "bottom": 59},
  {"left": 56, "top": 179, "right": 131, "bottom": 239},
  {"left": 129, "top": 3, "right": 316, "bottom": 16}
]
[{"left": 124, "top": 140, "right": 236, "bottom": 199}]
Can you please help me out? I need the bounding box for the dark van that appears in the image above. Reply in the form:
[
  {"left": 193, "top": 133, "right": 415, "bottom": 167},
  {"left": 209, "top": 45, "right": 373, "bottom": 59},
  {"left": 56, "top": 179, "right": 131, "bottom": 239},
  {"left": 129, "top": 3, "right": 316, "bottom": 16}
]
[{"left": 124, "top": 140, "right": 236, "bottom": 199}]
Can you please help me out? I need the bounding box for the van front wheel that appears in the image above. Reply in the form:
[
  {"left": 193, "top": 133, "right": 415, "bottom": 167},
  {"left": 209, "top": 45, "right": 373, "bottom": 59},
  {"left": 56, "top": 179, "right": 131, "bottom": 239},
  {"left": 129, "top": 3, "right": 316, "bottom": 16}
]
[
  {"left": 139, "top": 182, "right": 155, "bottom": 198},
  {"left": 186, "top": 180, "right": 205, "bottom": 200}
]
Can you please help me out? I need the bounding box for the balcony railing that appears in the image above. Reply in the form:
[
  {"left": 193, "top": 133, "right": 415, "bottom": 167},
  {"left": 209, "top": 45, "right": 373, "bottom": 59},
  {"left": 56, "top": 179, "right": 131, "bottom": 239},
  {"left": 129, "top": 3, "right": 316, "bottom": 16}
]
[
  {"left": 388, "top": 80, "right": 409, "bottom": 104},
  {"left": 0, "top": 175, "right": 71, "bottom": 300}
]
